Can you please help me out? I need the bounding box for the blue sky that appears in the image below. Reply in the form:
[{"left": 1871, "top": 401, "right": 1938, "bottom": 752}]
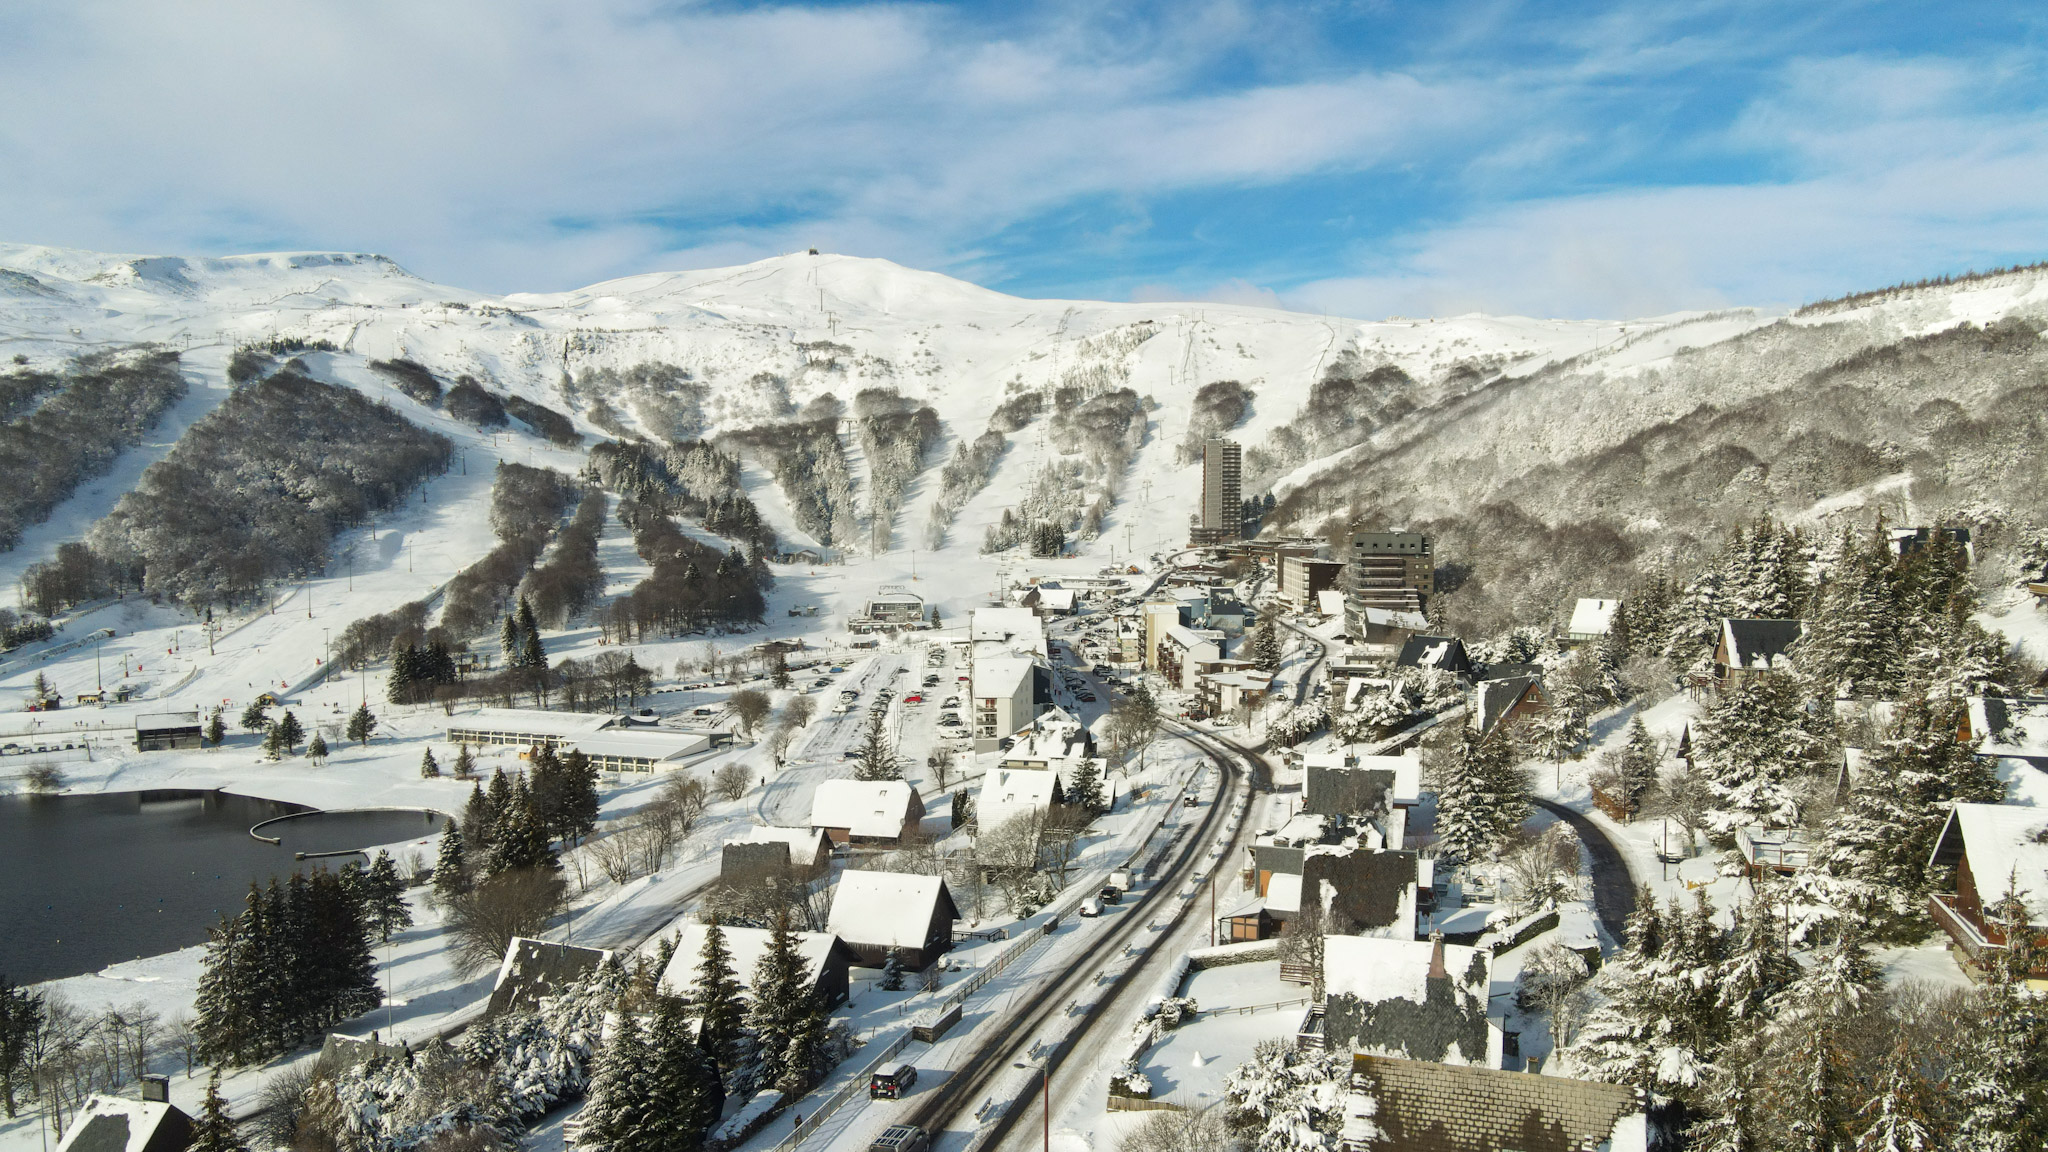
[{"left": 3, "top": 1, "right": 2046, "bottom": 318}]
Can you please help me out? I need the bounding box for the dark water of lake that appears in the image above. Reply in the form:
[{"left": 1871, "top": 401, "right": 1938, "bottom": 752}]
[{"left": 0, "top": 791, "right": 446, "bottom": 984}]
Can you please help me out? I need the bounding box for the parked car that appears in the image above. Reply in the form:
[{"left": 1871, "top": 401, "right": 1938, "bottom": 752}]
[
  {"left": 1098, "top": 885, "right": 1123, "bottom": 904},
  {"left": 942, "top": 697, "right": 960, "bottom": 708},
  {"left": 904, "top": 694, "right": 923, "bottom": 703},
  {"left": 1079, "top": 897, "right": 1102, "bottom": 917},
  {"left": 869, "top": 1065, "right": 918, "bottom": 1100}
]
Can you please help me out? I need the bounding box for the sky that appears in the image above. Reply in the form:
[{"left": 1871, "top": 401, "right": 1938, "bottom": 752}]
[{"left": 2, "top": 1, "right": 2045, "bottom": 320}]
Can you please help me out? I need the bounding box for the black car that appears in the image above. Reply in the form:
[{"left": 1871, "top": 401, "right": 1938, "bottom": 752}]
[
  {"left": 1099, "top": 885, "right": 1123, "bottom": 904},
  {"left": 870, "top": 1124, "right": 929, "bottom": 1152},
  {"left": 869, "top": 1064, "right": 918, "bottom": 1100}
]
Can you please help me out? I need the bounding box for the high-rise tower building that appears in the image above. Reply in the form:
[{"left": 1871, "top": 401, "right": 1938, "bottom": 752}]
[{"left": 1191, "top": 437, "right": 1243, "bottom": 545}]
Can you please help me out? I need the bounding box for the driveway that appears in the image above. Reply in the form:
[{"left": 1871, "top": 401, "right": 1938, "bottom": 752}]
[{"left": 1530, "top": 796, "right": 1637, "bottom": 948}]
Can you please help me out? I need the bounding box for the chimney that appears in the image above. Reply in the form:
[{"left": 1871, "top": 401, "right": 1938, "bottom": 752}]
[
  {"left": 1426, "top": 929, "right": 1448, "bottom": 981},
  {"left": 140, "top": 1075, "right": 170, "bottom": 1104}
]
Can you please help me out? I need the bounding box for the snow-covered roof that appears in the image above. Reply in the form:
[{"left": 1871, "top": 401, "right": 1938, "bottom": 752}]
[
  {"left": 1037, "top": 588, "right": 1076, "bottom": 611},
  {"left": 1301, "top": 749, "right": 1423, "bottom": 808},
  {"left": 661, "top": 924, "right": 845, "bottom": 998},
  {"left": 447, "top": 707, "right": 616, "bottom": 739},
  {"left": 1568, "top": 597, "right": 1621, "bottom": 637},
  {"left": 1321, "top": 936, "right": 1495, "bottom": 1066},
  {"left": 1267, "top": 872, "right": 1302, "bottom": 915},
  {"left": 971, "top": 606, "right": 1043, "bottom": 645},
  {"left": 563, "top": 729, "right": 711, "bottom": 763},
  {"left": 1324, "top": 935, "right": 1487, "bottom": 1006},
  {"left": 827, "top": 870, "right": 955, "bottom": 949},
  {"left": 1968, "top": 696, "right": 2048, "bottom": 764},
  {"left": 972, "top": 656, "right": 1037, "bottom": 701},
  {"left": 1395, "top": 634, "right": 1468, "bottom": 671},
  {"left": 1362, "top": 607, "right": 1429, "bottom": 630},
  {"left": 1720, "top": 618, "right": 1803, "bottom": 671},
  {"left": 488, "top": 937, "right": 614, "bottom": 1017},
  {"left": 736, "top": 825, "right": 831, "bottom": 864},
  {"left": 55, "top": 1094, "right": 191, "bottom": 1152},
  {"left": 808, "top": 780, "right": 917, "bottom": 837},
  {"left": 978, "top": 767, "right": 1060, "bottom": 833},
  {"left": 1474, "top": 676, "right": 1541, "bottom": 735},
  {"left": 1317, "top": 589, "right": 1346, "bottom": 616},
  {"left": 1930, "top": 802, "right": 2048, "bottom": 920}
]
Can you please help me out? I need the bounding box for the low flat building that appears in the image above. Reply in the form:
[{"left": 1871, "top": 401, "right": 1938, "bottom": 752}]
[
  {"left": 853, "top": 586, "right": 933, "bottom": 633},
  {"left": 562, "top": 729, "right": 713, "bottom": 773},
  {"left": 134, "top": 712, "right": 203, "bottom": 752},
  {"left": 445, "top": 707, "right": 616, "bottom": 751}
]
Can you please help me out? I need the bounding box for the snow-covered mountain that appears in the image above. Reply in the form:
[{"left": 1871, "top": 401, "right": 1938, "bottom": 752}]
[{"left": 4, "top": 240, "right": 2046, "bottom": 641}]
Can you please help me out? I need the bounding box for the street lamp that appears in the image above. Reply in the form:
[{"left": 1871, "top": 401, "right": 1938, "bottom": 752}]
[{"left": 1012, "top": 1059, "right": 1050, "bottom": 1152}]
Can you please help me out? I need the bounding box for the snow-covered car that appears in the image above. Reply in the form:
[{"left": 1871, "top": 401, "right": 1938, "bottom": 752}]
[{"left": 1079, "top": 897, "right": 1101, "bottom": 917}]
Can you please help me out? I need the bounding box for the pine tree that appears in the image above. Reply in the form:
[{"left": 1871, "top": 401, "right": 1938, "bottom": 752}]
[
  {"left": 453, "top": 742, "right": 476, "bottom": 779},
  {"left": 1953, "top": 876, "right": 2048, "bottom": 1150},
  {"left": 1615, "top": 715, "right": 1660, "bottom": 819},
  {"left": 501, "top": 613, "right": 523, "bottom": 669},
  {"left": 1534, "top": 676, "right": 1591, "bottom": 763},
  {"left": 194, "top": 903, "right": 258, "bottom": 1065},
  {"left": 239, "top": 700, "right": 270, "bottom": 733},
  {"left": 1432, "top": 727, "right": 1526, "bottom": 866},
  {"left": 363, "top": 850, "right": 413, "bottom": 941},
  {"left": 262, "top": 721, "right": 287, "bottom": 761},
  {"left": 387, "top": 642, "right": 418, "bottom": 706},
  {"left": 777, "top": 984, "right": 830, "bottom": 1098},
  {"left": 421, "top": 748, "right": 441, "bottom": 779},
  {"left": 558, "top": 749, "right": 600, "bottom": 845},
  {"left": 692, "top": 920, "right": 745, "bottom": 1073},
  {"left": 880, "top": 947, "right": 905, "bottom": 991},
  {"left": 466, "top": 781, "right": 502, "bottom": 877},
  {"left": 578, "top": 1005, "right": 651, "bottom": 1152},
  {"left": 518, "top": 596, "right": 543, "bottom": 658},
  {"left": 1694, "top": 675, "right": 1831, "bottom": 831},
  {"left": 204, "top": 709, "right": 226, "bottom": 748},
  {"left": 188, "top": 1072, "right": 249, "bottom": 1152},
  {"left": 346, "top": 701, "right": 376, "bottom": 745},
  {"left": 306, "top": 731, "right": 328, "bottom": 766},
  {"left": 641, "top": 993, "right": 725, "bottom": 1152},
  {"left": 1797, "top": 530, "right": 1901, "bottom": 699},
  {"left": 853, "top": 710, "right": 900, "bottom": 781},
  {"left": 274, "top": 711, "right": 304, "bottom": 752},
  {"left": 1067, "top": 758, "right": 1105, "bottom": 813},
  {"left": 1718, "top": 879, "right": 1798, "bottom": 1026},
  {"left": 747, "top": 908, "right": 806, "bottom": 1092},
  {"left": 1689, "top": 1030, "right": 1769, "bottom": 1152},
  {"left": 1249, "top": 615, "right": 1282, "bottom": 672},
  {"left": 432, "top": 822, "right": 468, "bottom": 902},
  {"left": 1853, "top": 1037, "right": 1938, "bottom": 1152},
  {"left": 1568, "top": 886, "right": 1668, "bottom": 1094}
]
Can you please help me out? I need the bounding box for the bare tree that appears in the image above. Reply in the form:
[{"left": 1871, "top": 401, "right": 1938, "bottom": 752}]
[
  {"left": 929, "top": 746, "right": 956, "bottom": 789},
  {"left": 1641, "top": 761, "right": 1713, "bottom": 856},
  {"left": 442, "top": 867, "right": 568, "bottom": 976},
  {"left": 1517, "top": 940, "right": 1592, "bottom": 1047},
  {"left": 1501, "top": 823, "right": 1581, "bottom": 918},
  {"left": 163, "top": 1014, "right": 200, "bottom": 1078},
  {"left": 714, "top": 763, "right": 753, "bottom": 801},
  {"left": 729, "top": 688, "right": 773, "bottom": 739},
  {"left": 1037, "top": 804, "right": 1093, "bottom": 887}
]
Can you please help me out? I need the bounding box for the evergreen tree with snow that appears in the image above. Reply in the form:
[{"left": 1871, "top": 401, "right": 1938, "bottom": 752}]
[
  {"left": 1614, "top": 715, "right": 1660, "bottom": 818},
  {"left": 346, "top": 701, "right": 376, "bottom": 745},
  {"left": 1533, "top": 675, "right": 1592, "bottom": 763},
  {"left": 880, "top": 947, "right": 905, "bottom": 991},
  {"left": 306, "top": 731, "right": 328, "bottom": 766},
  {"left": 1718, "top": 879, "right": 1798, "bottom": 1027},
  {"left": 193, "top": 898, "right": 260, "bottom": 1065},
  {"left": 1688, "top": 1030, "right": 1769, "bottom": 1152},
  {"left": 853, "top": 710, "right": 899, "bottom": 781},
  {"left": 1067, "top": 757, "right": 1105, "bottom": 813},
  {"left": 1431, "top": 727, "right": 1526, "bottom": 867},
  {"left": 1853, "top": 1037, "right": 1939, "bottom": 1152},
  {"left": 386, "top": 642, "right": 418, "bottom": 705},
  {"left": 1796, "top": 529, "right": 1901, "bottom": 699},
  {"left": 1249, "top": 614, "right": 1282, "bottom": 672},
  {"left": 746, "top": 908, "right": 807, "bottom": 1093},
  {"left": 1693, "top": 674, "right": 1831, "bottom": 831},
  {"left": 1953, "top": 879, "right": 2048, "bottom": 1149},
  {"left": 239, "top": 699, "right": 270, "bottom": 733},
  {"left": 638, "top": 993, "right": 725, "bottom": 1152},
  {"left": 692, "top": 919, "right": 745, "bottom": 1074},
  {"left": 453, "top": 742, "right": 476, "bottom": 779},
  {"left": 433, "top": 821, "right": 468, "bottom": 902},
  {"left": 188, "top": 1072, "right": 248, "bottom": 1152},
  {"left": 420, "top": 747, "right": 441, "bottom": 778},
  {"left": 501, "top": 613, "right": 523, "bottom": 670},
  {"left": 204, "top": 709, "right": 226, "bottom": 748},
  {"left": 578, "top": 1005, "right": 652, "bottom": 1152},
  {"left": 363, "top": 850, "right": 413, "bottom": 941}
]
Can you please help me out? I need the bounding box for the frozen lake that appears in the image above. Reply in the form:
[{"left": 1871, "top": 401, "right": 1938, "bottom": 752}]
[{"left": 1, "top": 790, "right": 445, "bottom": 984}]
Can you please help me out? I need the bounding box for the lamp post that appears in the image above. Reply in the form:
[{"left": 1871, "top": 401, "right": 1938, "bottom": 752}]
[{"left": 1012, "top": 1059, "right": 1049, "bottom": 1152}]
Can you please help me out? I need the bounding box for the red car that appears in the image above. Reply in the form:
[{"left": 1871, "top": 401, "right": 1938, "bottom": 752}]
[{"left": 904, "top": 694, "right": 924, "bottom": 703}]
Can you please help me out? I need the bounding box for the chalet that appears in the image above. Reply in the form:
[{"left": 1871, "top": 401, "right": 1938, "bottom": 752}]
[
  {"left": 1926, "top": 803, "right": 2048, "bottom": 986},
  {"left": 1888, "top": 526, "right": 1973, "bottom": 565},
  {"left": 1299, "top": 935, "right": 1503, "bottom": 1067},
  {"left": 1305, "top": 848, "right": 1427, "bottom": 940},
  {"left": 721, "top": 825, "right": 833, "bottom": 883},
  {"left": 1301, "top": 749, "right": 1423, "bottom": 848},
  {"left": 661, "top": 923, "right": 856, "bottom": 1008},
  {"left": 1963, "top": 695, "right": 2048, "bottom": 771},
  {"left": 55, "top": 1082, "right": 193, "bottom": 1152},
  {"left": 976, "top": 767, "right": 1064, "bottom": 834},
  {"left": 445, "top": 707, "right": 615, "bottom": 752},
  {"left": 1337, "top": 1053, "right": 1648, "bottom": 1152},
  {"left": 853, "top": 587, "right": 933, "bottom": 633},
  {"left": 1566, "top": 597, "right": 1621, "bottom": 646},
  {"left": 826, "top": 870, "right": 960, "bottom": 968},
  {"left": 808, "top": 779, "right": 926, "bottom": 846},
  {"left": 779, "top": 547, "right": 824, "bottom": 565},
  {"left": 134, "top": 712, "right": 204, "bottom": 752},
  {"left": 1393, "top": 635, "right": 1471, "bottom": 676},
  {"left": 1736, "top": 825, "right": 1812, "bottom": 879},
  {"left": 1199, "top": 668, "right": 1273, "bottom": 718},
  {"left": 486, "top": 937, "right": 614, "bottom": 1017},
  {"left": 1713, "top": 618, "right": 1803, "bottom": 686},
  {"left": 1473, "top": 675, "right": 1548, "bottom": 738}
]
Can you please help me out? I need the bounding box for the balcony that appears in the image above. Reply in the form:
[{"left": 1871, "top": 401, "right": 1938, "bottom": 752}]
[{"left": 1928, "top": 893, "right": 1990, "bottom": 963}]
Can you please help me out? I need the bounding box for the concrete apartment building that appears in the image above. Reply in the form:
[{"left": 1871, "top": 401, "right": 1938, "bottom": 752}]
[
  {"left": 1343, "top": 530, "right": 1434, "bottom": 639},
  {"left": 1189, "top": 437, "right": 1243, "bottom": 546}
]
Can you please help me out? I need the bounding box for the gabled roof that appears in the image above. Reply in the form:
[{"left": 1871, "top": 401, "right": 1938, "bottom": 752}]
[
  {"left": 1395, "top": 635, "right": 1470, "bottom": 672},
  {"left": 1475, "top": 676, "right": 1543, "bottom": 735},
  {"left": 661, "top": 924, "right": 850, "bottom": 998},
  {"left": 1968, "top": 696, "right": 2048, "bottom": 765},
  {"left": 977, "top": 767, "right": 1062, "bottom": 833},
  {"left": 1929, "top": 802, "right": 2048, "bottom": 921},
  {"left": 56, "top": 1096, "right": 194, "bottom": 1152},
  {"left": 1301, "top": 750, "right": 1423, "bottom": 813},
  {"left": 1567, "top": 597, "right": 1621, "bottom": 637},
  {"left": 808, "top": 780, "right": 918, "bottom": 837},
  {"left": 735, "top": 825, "right": 831, "bottom": 864},
  {"left": 1322, "top": 935, "right": 1493, "bottom": 1065},
  {"left": 1720, "top": 618, "right": 1804, "bottom": 671},
  {"left": 826, "top": 870, "right": 958, "bottom": 949},
  {"left": 487, "top": 937, "right": 614, "bottom": 1017},
  {"left": 972, "top": 656, "right": 1038, "bottom": 700},
  {"left": 1343, "top": 1054, "right": 1645, "bottom": 1152},
  {"left": 1303, "top": 848, "right": 1421, "bottom": 937}
]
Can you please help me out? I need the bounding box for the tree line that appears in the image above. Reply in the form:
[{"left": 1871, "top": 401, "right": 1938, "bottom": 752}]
[
  {"left": 30, "top": 367, "right": 451, "bottom": 613},
  {"left": 0, "top": 347, "right": 186, "bottom": 551},
  {"left": 851, "top": 388, "right": 940, "bottom": 552},
  {"left": 434, "top": 753, "right": 597, "bottom": 975},
  {"left": 602, "top": 499, "right": 767, "bottom": 641},
  {"left": 586, "top": 437, "right": 776, "bottom": 558},
  {"left": 194, "top": 857, "right": 411, "bottom": 1065},
  {"left": 439, "top": 462, "right": 581, "bottom": 638},
  {"left": 719, "top": 416, "right": 856, "bottom": 547}
]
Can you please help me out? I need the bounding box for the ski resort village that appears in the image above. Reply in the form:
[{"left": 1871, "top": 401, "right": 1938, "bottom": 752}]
[{"left": 3, "top": 241, "right": 2048, "bottom": 1152}]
